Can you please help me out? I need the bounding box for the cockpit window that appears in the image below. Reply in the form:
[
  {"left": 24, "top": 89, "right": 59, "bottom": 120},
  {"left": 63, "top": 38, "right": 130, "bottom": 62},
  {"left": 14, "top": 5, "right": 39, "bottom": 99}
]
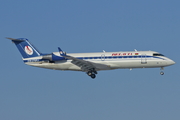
[{"left": 153, "top": 53, "right": 164, "bottom": 56}]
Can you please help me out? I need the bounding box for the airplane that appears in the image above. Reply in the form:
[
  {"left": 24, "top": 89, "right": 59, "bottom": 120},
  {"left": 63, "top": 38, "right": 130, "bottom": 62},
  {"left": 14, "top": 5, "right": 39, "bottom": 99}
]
[{"left": 8, "top": 37, "right": 175, "bottom": 79}]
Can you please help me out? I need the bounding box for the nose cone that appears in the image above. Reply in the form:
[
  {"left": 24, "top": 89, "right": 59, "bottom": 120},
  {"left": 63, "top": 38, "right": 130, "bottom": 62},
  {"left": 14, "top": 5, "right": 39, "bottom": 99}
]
[{"left": 167, "top": 59, "right": 175, "bottom": 66}]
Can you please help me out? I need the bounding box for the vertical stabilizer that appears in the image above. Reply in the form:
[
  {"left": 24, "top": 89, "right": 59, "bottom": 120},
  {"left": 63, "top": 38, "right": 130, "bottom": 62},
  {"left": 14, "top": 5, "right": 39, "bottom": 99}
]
[{"left": 7, "top": 38, "right": 41, "bottom": 58}]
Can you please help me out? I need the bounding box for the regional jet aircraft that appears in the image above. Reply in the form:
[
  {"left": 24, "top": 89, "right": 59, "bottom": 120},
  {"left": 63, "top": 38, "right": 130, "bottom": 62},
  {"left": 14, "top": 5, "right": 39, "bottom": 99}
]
[{"left": 8, "top": 38, "right": 175, "bottom": 79}]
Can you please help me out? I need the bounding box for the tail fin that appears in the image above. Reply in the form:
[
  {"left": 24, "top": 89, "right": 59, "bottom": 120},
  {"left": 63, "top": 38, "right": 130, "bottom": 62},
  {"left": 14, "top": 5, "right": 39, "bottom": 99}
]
[{"left": 7, "top": 38, "right": 42, "bottom": 58}]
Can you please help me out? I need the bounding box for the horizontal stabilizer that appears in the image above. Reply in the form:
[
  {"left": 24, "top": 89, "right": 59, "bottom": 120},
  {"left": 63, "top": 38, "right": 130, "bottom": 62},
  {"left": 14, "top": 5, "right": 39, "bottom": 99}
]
[{"left": 6, "top": 37, "right": 25, "bottom": 42}]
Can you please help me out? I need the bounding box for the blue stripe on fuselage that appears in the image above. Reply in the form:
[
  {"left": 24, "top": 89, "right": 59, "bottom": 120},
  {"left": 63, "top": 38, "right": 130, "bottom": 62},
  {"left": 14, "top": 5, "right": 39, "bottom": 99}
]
[{"left": 23, "top": 55, "right": 165, "bottom": 63}]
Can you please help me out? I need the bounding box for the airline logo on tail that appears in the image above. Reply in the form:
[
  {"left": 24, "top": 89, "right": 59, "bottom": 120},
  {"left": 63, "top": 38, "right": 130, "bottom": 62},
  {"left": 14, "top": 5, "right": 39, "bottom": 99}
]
[{"left": 25, "top": 46, "right": 33, "bottom": 55}]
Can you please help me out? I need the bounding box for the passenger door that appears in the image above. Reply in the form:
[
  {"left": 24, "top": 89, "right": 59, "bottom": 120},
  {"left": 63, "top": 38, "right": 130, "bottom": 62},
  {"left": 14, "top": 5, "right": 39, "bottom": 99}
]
[{"left": 141, "top": 54, "right": 147, "bottom": 64}]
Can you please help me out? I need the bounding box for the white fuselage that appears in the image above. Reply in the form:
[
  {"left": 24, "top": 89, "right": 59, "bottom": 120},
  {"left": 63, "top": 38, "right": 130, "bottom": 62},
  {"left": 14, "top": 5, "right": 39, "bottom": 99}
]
[{"left": 25, "top": 51, "right": 175, "bottom": 71}]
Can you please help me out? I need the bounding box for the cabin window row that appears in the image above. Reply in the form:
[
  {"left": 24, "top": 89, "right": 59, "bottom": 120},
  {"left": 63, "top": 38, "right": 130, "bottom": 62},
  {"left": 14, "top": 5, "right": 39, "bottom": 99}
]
[{"left": 77, "top": 56, "right": 150, "bottom": 60}]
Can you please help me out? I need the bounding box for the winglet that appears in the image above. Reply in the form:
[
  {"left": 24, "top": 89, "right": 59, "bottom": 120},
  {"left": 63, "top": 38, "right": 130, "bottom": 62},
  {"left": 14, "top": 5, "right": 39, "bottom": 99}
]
[{"left": 58, "top": 47, "right": 66, "bottom": 56}]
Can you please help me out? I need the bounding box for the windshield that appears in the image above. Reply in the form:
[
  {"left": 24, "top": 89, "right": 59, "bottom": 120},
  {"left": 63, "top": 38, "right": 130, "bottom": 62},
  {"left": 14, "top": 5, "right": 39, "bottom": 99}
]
[{"left": 153, "top": 53, "right": 165, "bottom": 56}]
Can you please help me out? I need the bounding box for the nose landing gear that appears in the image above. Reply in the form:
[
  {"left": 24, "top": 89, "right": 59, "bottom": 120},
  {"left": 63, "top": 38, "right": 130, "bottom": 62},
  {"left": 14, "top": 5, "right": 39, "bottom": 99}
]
[
  {"left": 160, "top": 67, "right": 164, "bottom": 75},
  {"left": 160, "top": 71, "right": 164, "bottom": 75}
]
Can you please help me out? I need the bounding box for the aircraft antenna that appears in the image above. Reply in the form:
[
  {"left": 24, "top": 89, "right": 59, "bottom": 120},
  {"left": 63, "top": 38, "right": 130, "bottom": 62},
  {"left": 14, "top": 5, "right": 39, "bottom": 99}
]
[{"left": 134, "top": 49, "right": 137, "bottom": 52}]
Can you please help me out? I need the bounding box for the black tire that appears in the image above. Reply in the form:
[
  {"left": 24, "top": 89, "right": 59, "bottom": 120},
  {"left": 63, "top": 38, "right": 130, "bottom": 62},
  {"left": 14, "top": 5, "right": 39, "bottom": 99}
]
[
  {"left": 93, "top": 71, "right": 98, "bottom": 74},
  {"left": 160, "top": 72, "right": 164, "bottom": 75},
  {"left": 87, "top": 71, "right": 92, "bottom": 76},
  {"left": 91, "top": 74, "right": 96, "bottom": 79}
]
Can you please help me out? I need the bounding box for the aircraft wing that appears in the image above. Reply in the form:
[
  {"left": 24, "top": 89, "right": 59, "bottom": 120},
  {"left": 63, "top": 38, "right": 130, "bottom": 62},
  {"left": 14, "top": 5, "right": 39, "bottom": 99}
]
[
  {"left": 57, "top": 47, "right": 110, "bottom": 72},
  {"left": 63, "top": 55, "right": 110, "bottom": 72}
]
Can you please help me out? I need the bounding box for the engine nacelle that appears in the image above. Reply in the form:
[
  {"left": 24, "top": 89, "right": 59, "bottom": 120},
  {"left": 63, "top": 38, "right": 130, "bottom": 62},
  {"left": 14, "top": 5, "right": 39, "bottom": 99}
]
[{"left": 42, "top": 53, "right": 65, "bottom": 61}]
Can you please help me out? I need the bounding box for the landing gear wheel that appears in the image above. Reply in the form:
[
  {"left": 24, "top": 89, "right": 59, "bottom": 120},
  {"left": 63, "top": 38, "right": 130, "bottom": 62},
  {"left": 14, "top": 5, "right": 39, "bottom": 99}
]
[
  {"left": 87, "top": 71, "right": 92, "bottom": 76},
  {"left": 91, "top": 74, "right": 96, "bottom": 79},
  {"left": 93, "top": 71, "right": 98, "bottom": 74},
  {"left": 90, "top": 68, "right": 98, "bottom": 74},
  {"left": 87, "top": 69, "right": 97, "bottom": 79},
  {"left": 160, "top": 71, "right": 164, "bottom": 75}
]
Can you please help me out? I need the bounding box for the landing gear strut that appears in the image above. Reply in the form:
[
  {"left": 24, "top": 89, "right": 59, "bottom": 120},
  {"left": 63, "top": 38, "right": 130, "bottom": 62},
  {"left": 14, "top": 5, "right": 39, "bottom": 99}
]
[{"left": 87, "top": 69, "right": 97, "bottom": 79}]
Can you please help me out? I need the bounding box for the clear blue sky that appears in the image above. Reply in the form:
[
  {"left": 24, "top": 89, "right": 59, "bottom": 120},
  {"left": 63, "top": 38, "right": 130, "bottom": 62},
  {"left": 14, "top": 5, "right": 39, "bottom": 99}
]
[{"left": 0, "top": 0, "right": 179, "bottom": 120}]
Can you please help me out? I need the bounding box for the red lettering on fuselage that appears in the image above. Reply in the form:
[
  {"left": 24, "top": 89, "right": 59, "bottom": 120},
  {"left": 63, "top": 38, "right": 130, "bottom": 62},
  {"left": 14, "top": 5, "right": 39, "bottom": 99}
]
[{"left": 112, "top": 53, "right": 133, "bottom": 56}]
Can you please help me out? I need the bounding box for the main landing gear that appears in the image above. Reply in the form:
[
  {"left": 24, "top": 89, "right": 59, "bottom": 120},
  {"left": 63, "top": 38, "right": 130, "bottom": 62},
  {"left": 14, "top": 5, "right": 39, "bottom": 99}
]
[
  {"left": 160, "top": 67, "right": 164, "bottom": 75},
  {"left": 87, "top": 69, "right": 98, "bottom": 79}
]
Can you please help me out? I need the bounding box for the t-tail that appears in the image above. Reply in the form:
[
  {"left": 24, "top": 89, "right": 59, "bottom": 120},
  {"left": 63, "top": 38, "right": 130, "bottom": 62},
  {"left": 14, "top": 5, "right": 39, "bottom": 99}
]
[
  {"left": 8, "top": 37, "right": 65, "bottom": 63},
  {"left": 7, "top": 38, "right": 42, "bottom": 59}
]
